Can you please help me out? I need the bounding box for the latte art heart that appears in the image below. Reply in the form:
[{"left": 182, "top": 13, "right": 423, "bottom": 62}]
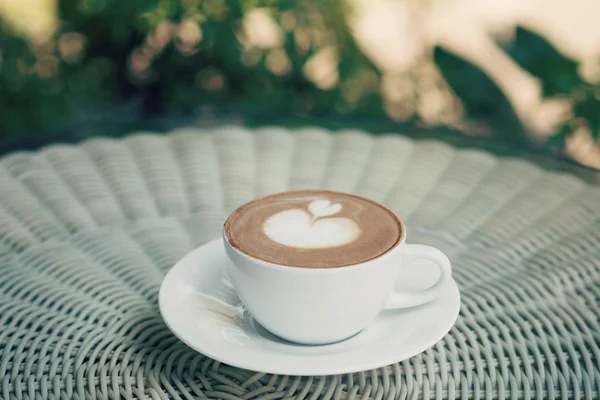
[{"left": 263, "top": 206, "right": 361, "bottom": 249}]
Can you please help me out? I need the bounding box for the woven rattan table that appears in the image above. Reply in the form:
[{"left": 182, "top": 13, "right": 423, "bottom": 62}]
[{"left": 0, "top": 125, "right": 599, "bottom": 399}]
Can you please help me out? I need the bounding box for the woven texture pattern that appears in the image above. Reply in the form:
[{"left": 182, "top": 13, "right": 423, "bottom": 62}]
[{"left": 0, "top": 126, "right": 599, "bottom": 399}]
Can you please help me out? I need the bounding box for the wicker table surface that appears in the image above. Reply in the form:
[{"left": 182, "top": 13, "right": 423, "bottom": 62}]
[{"left": 0, "top": 125, "right": 598, "bottom": 399}]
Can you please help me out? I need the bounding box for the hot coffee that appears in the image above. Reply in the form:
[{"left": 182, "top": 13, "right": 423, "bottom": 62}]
[{"left": 224, "top": 190, "right": 402, "bottom": 268}]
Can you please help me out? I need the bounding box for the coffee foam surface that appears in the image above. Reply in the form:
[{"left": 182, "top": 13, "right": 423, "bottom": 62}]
[{"left": 225, "top": 191, "right": 402, "bottom": 268}]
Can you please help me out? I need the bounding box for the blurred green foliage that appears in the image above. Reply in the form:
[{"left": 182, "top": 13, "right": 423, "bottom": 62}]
[{"left": 0, "top": 0, "right": 599, "bottom": 148}]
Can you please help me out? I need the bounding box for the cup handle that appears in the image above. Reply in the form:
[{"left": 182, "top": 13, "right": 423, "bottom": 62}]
[{"left": 383, "top": 244, "right": 452, "bottom": 309}]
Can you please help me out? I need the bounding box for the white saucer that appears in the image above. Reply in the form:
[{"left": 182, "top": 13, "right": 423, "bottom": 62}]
[{"left": 159, "top": 239, "right": 460, "bottom": 376}]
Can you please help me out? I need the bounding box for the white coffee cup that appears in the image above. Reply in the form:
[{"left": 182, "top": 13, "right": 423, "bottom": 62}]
[{"left": 222, "top": 215, "right": 452, "bottom": 345}]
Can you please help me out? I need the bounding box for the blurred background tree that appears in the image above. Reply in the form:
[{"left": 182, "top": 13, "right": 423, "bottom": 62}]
[{"left": 1, "top": 0, "right": 600, "bottom": 168}]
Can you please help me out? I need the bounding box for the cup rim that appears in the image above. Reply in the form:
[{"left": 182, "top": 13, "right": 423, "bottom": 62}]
[{"left": 223, "top": 190, "right": 406, "bottom": 271}]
